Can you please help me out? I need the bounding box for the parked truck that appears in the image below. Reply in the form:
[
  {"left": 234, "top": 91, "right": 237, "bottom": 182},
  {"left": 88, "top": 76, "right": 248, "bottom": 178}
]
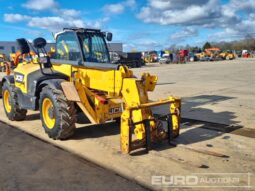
[{"left": 115, "top": 52, "right": 145, "bottom": 68}]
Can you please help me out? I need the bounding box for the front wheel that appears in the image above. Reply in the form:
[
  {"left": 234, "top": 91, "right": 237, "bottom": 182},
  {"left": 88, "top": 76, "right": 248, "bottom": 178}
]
[
  {"left": 2, "top": 82, "right": 27, "bottom": 121},
  {"left": 39, "top": 86, "right": 76, "bottom": 140}
]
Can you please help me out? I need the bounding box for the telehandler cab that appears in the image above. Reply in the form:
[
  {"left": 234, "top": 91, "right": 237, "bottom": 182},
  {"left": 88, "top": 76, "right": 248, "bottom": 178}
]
[{"left": 1, "top": 28, "right": 181, "bottom": 154}]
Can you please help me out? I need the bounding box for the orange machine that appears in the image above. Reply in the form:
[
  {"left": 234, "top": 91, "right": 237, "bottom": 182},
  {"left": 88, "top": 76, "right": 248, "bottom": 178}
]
[
  {"left": 205, "top": 48, "right": 220, "bottom": 57},
  {"left": 10, "top": 51, "right": 36, "bottom": 67}
]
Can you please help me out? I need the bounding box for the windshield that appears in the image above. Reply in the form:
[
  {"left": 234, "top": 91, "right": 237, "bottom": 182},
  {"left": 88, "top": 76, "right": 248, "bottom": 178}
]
[{"left": 78, "top": 33, "right": 110, "bottom": 63}]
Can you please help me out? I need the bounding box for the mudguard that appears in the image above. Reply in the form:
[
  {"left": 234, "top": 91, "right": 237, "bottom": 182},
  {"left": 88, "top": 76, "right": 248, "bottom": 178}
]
[{"left": 0, "top": 75, "right": 15, "bottom": 98}]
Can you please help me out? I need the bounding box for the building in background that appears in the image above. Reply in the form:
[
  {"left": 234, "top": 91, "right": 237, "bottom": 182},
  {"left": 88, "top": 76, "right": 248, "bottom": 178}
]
[
  {"left": 0, "top": 41, "right": 123, "bottom": 58},
  {"left": 0, "top": 41, "right": 55, "bottom": 57},
  {"left": 107, "top": 43, "right": 123, "bottom": 54}
]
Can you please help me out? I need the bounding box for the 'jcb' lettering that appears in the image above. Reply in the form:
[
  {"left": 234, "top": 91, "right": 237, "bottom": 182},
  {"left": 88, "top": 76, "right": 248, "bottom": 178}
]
[{"left": 15, "top": 75, "right": 24, "bottom": 83}]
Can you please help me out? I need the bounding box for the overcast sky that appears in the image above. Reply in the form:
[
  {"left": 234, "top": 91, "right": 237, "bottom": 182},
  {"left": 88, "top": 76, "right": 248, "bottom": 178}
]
[{"left": 1, "top": 0, "right": 255, "bottom": 51}]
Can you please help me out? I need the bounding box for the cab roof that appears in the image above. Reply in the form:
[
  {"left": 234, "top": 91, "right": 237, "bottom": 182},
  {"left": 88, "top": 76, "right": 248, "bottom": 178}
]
[
  {"left": 54, "top": 28, "right": 103, "bottom": 40},
  {"left": 63, "top": 27, "right": 101, "bottom": 33}
]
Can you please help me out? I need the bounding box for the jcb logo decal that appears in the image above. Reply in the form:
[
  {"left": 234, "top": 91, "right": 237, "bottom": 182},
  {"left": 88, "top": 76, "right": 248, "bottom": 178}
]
[
  {"left": 109, "top": 107, "right": 122, "bottom": 114},
  {"left": 15, "top": 74, "right": 24, "bottom": 83}
]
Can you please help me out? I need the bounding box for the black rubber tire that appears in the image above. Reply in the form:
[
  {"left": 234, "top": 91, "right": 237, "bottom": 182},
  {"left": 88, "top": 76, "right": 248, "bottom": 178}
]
[
  {"left": 2, "top": 82, "right": 27, "bottom": 121},
  {"left": 39, "top": 86, "right": 76, "bottom": 140}
]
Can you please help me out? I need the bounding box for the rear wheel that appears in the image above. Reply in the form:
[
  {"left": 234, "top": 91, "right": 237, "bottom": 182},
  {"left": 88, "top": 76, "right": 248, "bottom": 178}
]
[
  {"left": 2, "top": 82, "right": 27, "bottom": 121},
  {"left": 39, "top": 86, "right": 76, "bottom": 140}
]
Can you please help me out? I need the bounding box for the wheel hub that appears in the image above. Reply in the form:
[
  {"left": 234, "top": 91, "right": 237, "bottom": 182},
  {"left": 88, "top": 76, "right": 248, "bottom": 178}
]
[
  {"left": 3, "top": 90, "right": 12, "bottom": 113},
  {"left": 42, "top": 98, "right": 56, "bottom": 129}
]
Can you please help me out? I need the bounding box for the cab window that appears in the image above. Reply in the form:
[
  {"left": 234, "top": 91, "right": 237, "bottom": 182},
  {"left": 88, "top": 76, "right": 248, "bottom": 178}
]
[
  {"left": 56, "top": 32, "right": 81, "bottom": 61},
  {"left": 79, "top": 33, "right": 110, "bottom": 63}
]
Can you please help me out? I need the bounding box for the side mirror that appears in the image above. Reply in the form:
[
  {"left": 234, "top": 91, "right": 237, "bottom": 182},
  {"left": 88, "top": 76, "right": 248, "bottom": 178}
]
[
  {"left": 33, "top": 37, "right": 47, "bottom": 49},
  {"left": 106, "top": 32, "right": 113, "bottom": 41},
  {"left": 16, "top": 38, "right": 30, "bottom": 54}
]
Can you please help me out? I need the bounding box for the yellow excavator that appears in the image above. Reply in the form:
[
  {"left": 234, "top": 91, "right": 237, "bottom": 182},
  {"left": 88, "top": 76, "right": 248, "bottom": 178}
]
[{"left": 1, "top": 28, "right": 181, "bottom": 154}]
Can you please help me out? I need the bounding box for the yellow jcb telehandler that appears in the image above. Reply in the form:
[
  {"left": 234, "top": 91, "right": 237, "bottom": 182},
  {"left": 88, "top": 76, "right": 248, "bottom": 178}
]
[{"left": 1, "top": 28, "right": 181, "bottom": 154}]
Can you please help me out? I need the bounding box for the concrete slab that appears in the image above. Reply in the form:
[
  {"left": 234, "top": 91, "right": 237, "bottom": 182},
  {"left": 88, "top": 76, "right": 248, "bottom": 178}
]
[
  {"left": 134, "top": 58, "right": 255, "bottom": 129},
  {"left": 0, "top": 103, "right": 254, "bottom": 190}
]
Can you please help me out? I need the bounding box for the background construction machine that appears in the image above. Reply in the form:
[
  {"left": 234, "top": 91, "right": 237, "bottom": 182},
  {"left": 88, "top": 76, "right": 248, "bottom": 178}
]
[
  {"left": 196, "top": 48, "right": 220, "bottom": 61},
  {"left": 143, "top": 51, "right": 158, "bottom": 63},
  {"left": 219, "top": 50, "right": 235, "bottom": 60},
  {"left": 195, "top": 48, "right": 235, "bottom": 61},
  {"left": 0, "top": 54, "right": 8, "bottom": 72},
  {"left": 1, "top": 28, "right": 181, "bottom": 154}
]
